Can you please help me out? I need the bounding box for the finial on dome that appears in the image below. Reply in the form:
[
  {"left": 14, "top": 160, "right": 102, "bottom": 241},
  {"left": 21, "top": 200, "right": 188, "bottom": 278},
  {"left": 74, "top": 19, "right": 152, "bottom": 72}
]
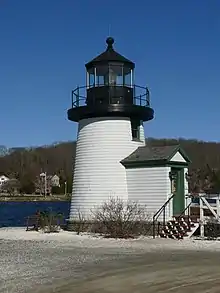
[{"left": 106, "top": 37, "right": 114, "bottom": 50}]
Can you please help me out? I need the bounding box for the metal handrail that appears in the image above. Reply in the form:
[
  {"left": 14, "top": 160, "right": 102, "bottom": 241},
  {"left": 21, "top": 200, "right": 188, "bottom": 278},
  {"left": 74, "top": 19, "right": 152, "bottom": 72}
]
[
  {"left": 71, "top": 84, "right": 150, "bottom": 108},
  {"left": 152, "top": 194, "right": 175, "bottom": 238},
  {"left": 176, "top": 201, "right": 192, "bottom": 227}
]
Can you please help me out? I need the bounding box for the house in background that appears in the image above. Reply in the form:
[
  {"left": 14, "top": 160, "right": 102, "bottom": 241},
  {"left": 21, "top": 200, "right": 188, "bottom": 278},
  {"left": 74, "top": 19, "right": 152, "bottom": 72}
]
[
  {"left": 48, "top": 174, "right": 60, "bottom": 187},
  {"left": 0, "top": 175, "right": 10, "bottom": 186},
  {"left": 35, "top": 174, "right": 60, "bottom": 195},
  {"left": 0, "top": 176, "right": 20, "bottom": 195}
]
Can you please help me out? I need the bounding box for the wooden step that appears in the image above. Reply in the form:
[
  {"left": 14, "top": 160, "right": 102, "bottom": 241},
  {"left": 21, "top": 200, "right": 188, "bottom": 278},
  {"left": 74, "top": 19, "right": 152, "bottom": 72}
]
[
  {"left": 173, "top": 215, "right": 198, "bottom": 223},
  {"left": 159, "top": 215, "right": 199, "bottom": 240}
]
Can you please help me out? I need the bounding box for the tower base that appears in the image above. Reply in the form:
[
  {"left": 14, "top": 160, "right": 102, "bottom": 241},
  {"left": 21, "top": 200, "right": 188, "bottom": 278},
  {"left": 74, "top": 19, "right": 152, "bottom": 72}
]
[{"left": 69, "top": 116, "right": 145, "bottom": 221}]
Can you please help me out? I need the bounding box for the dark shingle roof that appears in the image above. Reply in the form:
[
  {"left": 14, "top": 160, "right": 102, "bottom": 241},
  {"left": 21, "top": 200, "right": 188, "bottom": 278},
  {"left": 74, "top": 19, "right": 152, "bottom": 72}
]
[
  {"left": 85, "top": 37, "right": 134, "bottom": 69},
  {"left": 121, "top": 145, "right": 190, "bottom": 165}
]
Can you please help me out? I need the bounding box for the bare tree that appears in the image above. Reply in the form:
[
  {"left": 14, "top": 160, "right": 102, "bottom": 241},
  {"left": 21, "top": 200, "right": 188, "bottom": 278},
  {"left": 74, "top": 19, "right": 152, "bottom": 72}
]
[
  {"left": 2, "top": 138, "right": 220, "bottom": 195},
  {"left": 91, "top": 197, "right": 150, "bottom": 238}
]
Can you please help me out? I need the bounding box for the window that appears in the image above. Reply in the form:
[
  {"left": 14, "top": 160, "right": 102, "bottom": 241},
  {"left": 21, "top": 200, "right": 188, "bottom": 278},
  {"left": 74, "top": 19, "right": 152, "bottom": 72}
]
[
  {"left": 131, "top": 119, "right": 141, "bottom": 141},
  {"left": 87, "top": 68, "right": 95, "bottom": 87},
  {"left": 123, "top": 66, "right": 132, "bottom": 87}
]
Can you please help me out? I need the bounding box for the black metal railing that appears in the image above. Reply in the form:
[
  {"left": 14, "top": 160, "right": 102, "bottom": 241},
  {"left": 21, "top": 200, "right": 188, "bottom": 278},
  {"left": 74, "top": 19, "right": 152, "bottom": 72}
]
[
  {"left": 71, "top": 84, "right": 150, "bottom": 108},
  {"left": 176, "top": 201, "right": 192, "bottom": 227},
  {"left": 152, "top": 194, "right": 175, "bottom": 239}
]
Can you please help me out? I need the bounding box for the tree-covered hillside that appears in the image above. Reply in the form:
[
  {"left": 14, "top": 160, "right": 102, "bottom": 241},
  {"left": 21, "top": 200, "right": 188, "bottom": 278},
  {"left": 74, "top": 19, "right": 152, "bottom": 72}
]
[{"left": 1, "top": 138, "right": 220, "bottom": 194}]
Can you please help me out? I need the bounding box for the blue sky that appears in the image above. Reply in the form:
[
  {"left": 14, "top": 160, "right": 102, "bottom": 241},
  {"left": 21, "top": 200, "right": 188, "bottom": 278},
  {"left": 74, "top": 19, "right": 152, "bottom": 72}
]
[{"left": 0, "top": 0, "right": 219, "bottom": 147}]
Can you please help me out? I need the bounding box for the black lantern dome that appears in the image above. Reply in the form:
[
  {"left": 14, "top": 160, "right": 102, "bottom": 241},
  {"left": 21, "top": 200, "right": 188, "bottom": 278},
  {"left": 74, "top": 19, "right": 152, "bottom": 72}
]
[
  {"left": 68, "top": 37, "right": 154, "bottom": 122},
  {"left": 85, "top": 37, "right": 134, "bottom": 70}
]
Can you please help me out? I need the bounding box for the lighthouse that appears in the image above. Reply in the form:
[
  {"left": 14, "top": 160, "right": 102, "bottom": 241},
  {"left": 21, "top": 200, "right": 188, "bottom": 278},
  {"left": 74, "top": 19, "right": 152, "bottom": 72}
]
[{"left": 67, "top": 37, "right": 154, "bottom": 222}]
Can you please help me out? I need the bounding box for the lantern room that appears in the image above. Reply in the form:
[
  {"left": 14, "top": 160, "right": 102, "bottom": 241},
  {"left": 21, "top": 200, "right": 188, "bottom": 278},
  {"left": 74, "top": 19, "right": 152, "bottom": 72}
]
[
  {"left": 68, "top": 37, "right": 154, "bottom": 122},
  {"left": 85, "top": 37, "right": 135, "bottom": 106}
]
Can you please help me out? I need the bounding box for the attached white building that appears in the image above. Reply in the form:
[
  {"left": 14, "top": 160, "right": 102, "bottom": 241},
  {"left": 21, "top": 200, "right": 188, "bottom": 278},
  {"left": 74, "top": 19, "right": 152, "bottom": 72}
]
[{"left": 121, "top": 145, "right": 191, "bottom": 221}]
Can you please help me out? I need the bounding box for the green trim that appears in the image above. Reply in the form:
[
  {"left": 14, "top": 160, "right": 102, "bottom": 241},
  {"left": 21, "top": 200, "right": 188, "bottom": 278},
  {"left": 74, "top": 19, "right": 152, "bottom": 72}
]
[
  {"left": 172, "top": 167, "right": 185, "bottom": 215},
  {"left": 122, "top": 160, "right": 189, "bottom": 169},
  {"left": 166, "top": 163, "right": 188, "bottom": 168}
]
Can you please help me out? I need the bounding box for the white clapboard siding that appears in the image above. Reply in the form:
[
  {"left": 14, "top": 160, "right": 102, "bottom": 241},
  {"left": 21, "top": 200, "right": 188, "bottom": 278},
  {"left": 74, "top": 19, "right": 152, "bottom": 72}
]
[
  {"left": 184, "top": 167, "right": 190, "bottom": 208},
  {"left": 126, "top": 166, "right": 171, "bottom": 221},
  {"left": 184, "top": 167, "right": 189, "bottom": 194},
  {"left": 69, "top": 117, "right": 145, "bottom": 221}
]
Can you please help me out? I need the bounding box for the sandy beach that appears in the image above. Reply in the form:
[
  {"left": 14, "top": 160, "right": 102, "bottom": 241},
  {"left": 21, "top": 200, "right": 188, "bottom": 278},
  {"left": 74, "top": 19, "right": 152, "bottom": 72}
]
[{"left": 1, "top": 228, "right": 220, "bottom": 293}]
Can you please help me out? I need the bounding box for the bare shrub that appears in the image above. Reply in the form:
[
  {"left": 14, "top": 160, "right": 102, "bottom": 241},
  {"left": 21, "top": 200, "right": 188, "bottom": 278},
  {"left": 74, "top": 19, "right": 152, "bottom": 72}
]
[
  {"left": 91, "top": 197, "right": 150, "bottom": 238},
  {"left": 66, "top": 208, "right": 90, "bottom": 234},
  {"left": 39, "top": 210, "right": 64, "bottom": 233},
  {"left": 205, "top": 218, "right": 220, "bottom": 239},
  {"left": 74, "top": 209, "right": 88, "bottom": 235}
]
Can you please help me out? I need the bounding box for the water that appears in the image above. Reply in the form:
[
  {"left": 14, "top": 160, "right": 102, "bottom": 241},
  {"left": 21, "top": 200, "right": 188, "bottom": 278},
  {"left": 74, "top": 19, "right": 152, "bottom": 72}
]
[{"left": 0, "top": 201, "right": 71, "bottom": 227}]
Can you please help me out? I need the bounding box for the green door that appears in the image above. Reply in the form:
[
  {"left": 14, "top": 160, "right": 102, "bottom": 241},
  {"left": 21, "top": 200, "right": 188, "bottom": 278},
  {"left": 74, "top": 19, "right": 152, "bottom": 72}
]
[{"left": 172, "top": 168, "right": 185, "bottom": 216}]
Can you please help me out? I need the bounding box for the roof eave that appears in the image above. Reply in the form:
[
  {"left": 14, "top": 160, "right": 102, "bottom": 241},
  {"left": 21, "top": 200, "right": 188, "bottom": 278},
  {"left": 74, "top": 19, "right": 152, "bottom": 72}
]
[
  {"left": 121, "top": 159, "right": 190, "bottom": 168},
  {"left": 120, "top": 159, "right": 168, "bottom": 167},
  {"left": 85, "top": 59, "right": 135, "bottom": 69}
]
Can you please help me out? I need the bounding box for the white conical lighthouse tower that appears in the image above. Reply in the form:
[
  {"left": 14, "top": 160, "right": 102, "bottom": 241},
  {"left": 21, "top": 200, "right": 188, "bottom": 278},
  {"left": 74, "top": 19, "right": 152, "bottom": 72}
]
[{"left": 67, "top": 37, "right": 154, "bottom": 223}]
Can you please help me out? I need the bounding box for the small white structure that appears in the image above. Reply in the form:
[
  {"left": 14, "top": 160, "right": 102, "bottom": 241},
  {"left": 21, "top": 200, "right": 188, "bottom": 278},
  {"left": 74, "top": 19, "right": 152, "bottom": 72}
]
[
  {"left": 0, "top": 175, "right": 10, "bottom": 186},
  {"left": 67, "top": 37, "right": 191, "bottom": 224},
  {"left": 122, "top": 145, "right": 190, "bottom": 221}
]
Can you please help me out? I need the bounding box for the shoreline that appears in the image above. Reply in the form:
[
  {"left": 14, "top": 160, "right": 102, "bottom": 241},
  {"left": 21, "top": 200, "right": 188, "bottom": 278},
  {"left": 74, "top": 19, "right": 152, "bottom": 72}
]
[{"left": 0, "top": 195, "right": 71, "bottom": 202}]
